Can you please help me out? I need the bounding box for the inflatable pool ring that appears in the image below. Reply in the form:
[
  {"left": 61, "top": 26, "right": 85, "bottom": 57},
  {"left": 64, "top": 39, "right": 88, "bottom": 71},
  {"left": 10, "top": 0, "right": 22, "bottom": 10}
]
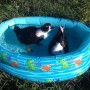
[{"left": 0, "top": 16, "right": 90, "bottom": 83}]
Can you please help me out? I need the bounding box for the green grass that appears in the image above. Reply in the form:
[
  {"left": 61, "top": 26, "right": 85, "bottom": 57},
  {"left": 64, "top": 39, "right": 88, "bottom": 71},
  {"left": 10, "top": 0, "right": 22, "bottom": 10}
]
[
  {"left": 0, "top": 69, "right": 90, "bottom": 90},
  {"left": 0, "top": 0, "right": 90, "bottom": 90},
  {"left": 0, "top": 0, "right": 90, "bottom": 26}
]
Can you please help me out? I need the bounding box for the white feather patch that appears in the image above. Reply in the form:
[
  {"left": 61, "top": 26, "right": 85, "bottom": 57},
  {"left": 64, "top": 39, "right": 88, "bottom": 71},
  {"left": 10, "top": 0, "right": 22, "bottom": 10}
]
[
  {"left": 36, "top": 29, "right": 48, "bottom": 38},
  {"left": 52, "top": 43, "right": 63, "bottom": 52}
]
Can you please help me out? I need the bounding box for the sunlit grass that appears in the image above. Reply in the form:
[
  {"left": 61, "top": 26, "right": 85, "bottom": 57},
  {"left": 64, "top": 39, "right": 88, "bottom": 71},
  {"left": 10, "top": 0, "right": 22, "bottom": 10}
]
[{"left": 0, "top": 0, "right": 90, "bottom": 27}]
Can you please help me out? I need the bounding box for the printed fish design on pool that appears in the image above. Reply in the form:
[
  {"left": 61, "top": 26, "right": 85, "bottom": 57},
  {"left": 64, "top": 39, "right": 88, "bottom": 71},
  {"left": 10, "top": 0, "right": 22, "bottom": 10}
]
[
  {"left": 78, "top": 72, "right": 83, "bottom": 76},
  {"left": 59, "top": 58, "right": 69, "bottom": 69},
  {"left": 7, "top": 57, "right": 11, "bottom": 61},
  {"left": 74, "top": 58, "right": 82, "bottom": 66},
  {"left": 42, "top": 64, "right": 50, "bottom": 71},
  {"left": 36, "top": 61, "right": 41, "bottom": 67},
  {"left": 45, "top": 79, "right": 53, "bottom": 83},
  {"left": 11, "top": 61, "right": 18, "bottom": 67},
  {"left": 88, "top": 46, "right": 90, "bottom": 51},
  {"left": 0, "top": 51, "right": 7, "bottom": 63},
  {"left": 27, "top": 59, "right": 35, "bottom": 70}
]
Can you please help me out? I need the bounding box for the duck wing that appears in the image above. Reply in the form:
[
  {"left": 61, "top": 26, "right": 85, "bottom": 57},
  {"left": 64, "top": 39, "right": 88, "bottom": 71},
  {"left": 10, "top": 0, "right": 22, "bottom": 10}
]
[
  {"left": 14, "top": 26, "right": 38, "bottom": 45},
  {"left": 48, "top": 29, "right": 63, "bottom": 55}
]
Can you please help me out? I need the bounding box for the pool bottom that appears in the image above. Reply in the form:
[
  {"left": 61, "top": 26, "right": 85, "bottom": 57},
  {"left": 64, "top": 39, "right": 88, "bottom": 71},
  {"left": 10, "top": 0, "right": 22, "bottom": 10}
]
[{"left": 0, "top": 27, "right": 82, "bottom": 57}]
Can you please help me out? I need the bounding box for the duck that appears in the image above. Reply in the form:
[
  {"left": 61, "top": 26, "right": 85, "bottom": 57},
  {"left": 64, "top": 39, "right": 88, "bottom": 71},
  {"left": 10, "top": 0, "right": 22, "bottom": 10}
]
[
  {"left": 14, "top": 23, "right": 53, "bottom": 52},
  {"left": 48, "top": 26, "right": 69, "bottom": 55}
]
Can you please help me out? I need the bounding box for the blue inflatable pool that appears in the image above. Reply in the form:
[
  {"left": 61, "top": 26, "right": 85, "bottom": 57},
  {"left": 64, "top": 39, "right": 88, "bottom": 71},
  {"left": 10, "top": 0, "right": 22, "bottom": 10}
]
[{"left": 0, "top": 16, "right": 90, "bottom": 83}]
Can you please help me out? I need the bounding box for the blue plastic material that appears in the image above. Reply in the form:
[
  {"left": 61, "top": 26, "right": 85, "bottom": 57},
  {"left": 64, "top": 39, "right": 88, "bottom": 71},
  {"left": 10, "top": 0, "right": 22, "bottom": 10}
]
[{"left": 0, "top": 16, "right": 90, "bottom": 83}]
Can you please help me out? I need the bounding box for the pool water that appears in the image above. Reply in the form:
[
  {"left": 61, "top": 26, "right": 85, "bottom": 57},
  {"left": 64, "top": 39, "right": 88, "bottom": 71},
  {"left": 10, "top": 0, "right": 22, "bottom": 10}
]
[{"left": 0, "top": 25, "right": 82, "bottom": 56}]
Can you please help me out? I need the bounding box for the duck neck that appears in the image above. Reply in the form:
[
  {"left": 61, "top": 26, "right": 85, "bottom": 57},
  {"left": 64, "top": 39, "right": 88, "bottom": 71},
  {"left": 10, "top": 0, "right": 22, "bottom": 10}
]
[{"left": 36, "top": 29, "right": 48, "bottom": 38}]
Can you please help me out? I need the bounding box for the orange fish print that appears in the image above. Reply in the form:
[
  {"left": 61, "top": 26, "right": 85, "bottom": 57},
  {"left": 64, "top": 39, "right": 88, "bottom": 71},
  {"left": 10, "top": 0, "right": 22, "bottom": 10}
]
[
  {"left": 11, "top": 62, "right": 18, "bottom": 67},
  {"left": 75, "top": 58, "right": 82, "bottom": 66},
  {"left": 42, "top": 65, "right": 50, "bottom": 71}
]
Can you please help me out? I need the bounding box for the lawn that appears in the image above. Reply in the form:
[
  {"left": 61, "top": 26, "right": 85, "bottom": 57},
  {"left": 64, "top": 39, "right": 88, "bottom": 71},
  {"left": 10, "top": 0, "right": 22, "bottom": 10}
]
[
  {"left": 0, "top": 69, "right": 90, "bottom": 90},
  {"left": 0, "top": 0, "right": 90, "bottom": 90}
]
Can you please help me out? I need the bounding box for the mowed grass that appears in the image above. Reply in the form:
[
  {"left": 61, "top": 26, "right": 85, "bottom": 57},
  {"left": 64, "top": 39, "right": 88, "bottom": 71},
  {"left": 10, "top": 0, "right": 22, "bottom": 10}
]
[
  {"left": 0, "top": 69, "right": 90, "bottom": 90},
  {"left": 0, "top": 0, "right": 90, "bottom": 90},
  {"left": 0, "top": 0, "right": 90, "bottom": 26}
]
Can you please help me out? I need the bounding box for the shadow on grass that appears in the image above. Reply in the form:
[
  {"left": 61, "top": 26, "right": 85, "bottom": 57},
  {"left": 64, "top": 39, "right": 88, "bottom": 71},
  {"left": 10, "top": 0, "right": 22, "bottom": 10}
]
[{"left": 0, "top": 69, "right": 90, "bottom": 90}]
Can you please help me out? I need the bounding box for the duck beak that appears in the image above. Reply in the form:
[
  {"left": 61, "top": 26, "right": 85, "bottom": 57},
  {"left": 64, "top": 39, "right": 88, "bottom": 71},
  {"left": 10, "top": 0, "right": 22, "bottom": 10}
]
[
  {"left": 49, "top": 26, "right": 54, "bottom": 30},
  {"left": 48, "top": 26, "right": 54, "bottom": 32}
]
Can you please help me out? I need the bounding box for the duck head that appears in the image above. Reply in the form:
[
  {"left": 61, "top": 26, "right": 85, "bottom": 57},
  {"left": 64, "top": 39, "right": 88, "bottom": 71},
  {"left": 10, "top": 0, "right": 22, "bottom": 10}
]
[{"left": 41, "top": 23, "right": 53, "bottom": 32}]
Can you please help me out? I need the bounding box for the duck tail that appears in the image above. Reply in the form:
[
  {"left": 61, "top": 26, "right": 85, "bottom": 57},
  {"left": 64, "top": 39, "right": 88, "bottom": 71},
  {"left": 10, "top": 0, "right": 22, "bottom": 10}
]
[{"left": 14, "top": 25, "right": 20, "bottom": 34}]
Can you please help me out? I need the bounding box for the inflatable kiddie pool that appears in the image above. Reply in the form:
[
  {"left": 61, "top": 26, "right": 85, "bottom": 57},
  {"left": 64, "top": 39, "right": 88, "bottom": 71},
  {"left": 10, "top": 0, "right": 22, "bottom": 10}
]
[{"left": 0, "top": 16, "right": 90, "bottom": 83}]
